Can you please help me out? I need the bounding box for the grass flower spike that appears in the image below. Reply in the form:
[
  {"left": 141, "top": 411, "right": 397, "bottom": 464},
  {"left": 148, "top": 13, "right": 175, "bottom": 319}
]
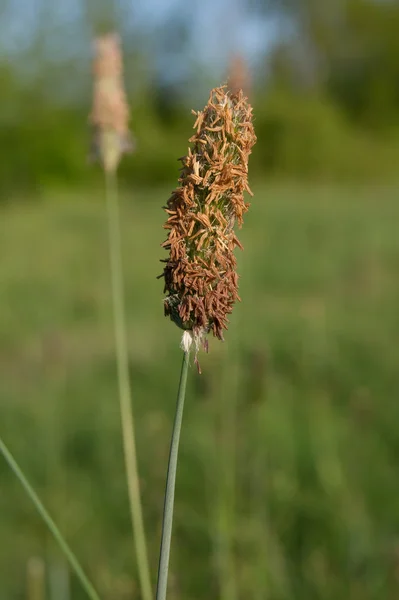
[
  {"left": 89, "top": 33, "right": 133, "bottom": 173},
  {"left": 90, "top": 32, "right": 152, "bottom": 600},
  {"left": 160, "top": 86, "right": 256, "bottom": 366},
  {"left": 155, "top": 86, "right": 255, "bottom": 600}
]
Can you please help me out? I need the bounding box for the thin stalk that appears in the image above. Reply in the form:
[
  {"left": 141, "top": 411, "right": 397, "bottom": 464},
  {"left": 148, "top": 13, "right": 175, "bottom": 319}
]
[
  {"left": 105, "top": 169, "right": 153, "bottom": 600},
  {"left": 0, "top": 437, "right": 100, "bottom": 600},
  {"left": 156, "top": 351, "right": 190, "bottom": 600},
  {"left": 27, "top": 557, "right": 46, "bottom": 600},
  {"left": 213, "top": 342, "right": 238, "bottom": 600},
  {"left": 49, "top": 560, "right": 71, "bottom": 600}
]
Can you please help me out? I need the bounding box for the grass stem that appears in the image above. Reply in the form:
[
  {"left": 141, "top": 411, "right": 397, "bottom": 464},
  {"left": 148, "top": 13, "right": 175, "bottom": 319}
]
[
  {"left": 156, "top": 350, "right": 190, "bottom": 600},
  {"left": 212, "top": 345, "right": 238, "bottom": 600},
  {"left": 0, "top": 437, "right": 100, "bottom": 600},
  {"left": 27, "top": 557, "right": 46, "bottom": 600},
  {"left": 105, "top": 169, "right": 153, "bottom": 600}
]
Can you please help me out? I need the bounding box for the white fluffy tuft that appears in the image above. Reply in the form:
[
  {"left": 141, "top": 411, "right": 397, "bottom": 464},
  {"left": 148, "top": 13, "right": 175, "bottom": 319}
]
[{"left": 180, "top": 331, "right": 193, "bottom": 353}]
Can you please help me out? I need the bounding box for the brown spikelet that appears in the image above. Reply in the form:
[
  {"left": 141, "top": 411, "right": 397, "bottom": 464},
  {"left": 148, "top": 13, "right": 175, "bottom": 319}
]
[
  {"left": 228, "top": 54, "right": 251, "bottom": 97},
  {"left": 159, "top": 86, "right": 256, "bottom": 357},
  {"left": 89, "top": 33, "right": 133, "bottom": 173}
]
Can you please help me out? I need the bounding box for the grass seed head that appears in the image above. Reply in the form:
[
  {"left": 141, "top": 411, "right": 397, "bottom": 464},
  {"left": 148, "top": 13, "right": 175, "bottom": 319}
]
[
  {"left": 160, "top": 85, "right": 256, "bottom": 359},
  {"left": 89, "top": 33, "right": 133, "bottom": 173}
]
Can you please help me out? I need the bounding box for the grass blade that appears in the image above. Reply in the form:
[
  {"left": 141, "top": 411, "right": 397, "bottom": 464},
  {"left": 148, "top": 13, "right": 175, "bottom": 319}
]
[{"left": 0, "top": 436, "right": 100, "bottom": 600}]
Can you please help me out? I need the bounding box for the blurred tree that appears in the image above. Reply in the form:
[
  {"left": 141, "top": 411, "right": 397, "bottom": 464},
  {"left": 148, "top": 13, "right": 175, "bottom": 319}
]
[
  {"left": 1, "top": 0, "right": 399, "bottom": 193},
  {"left": 329, "top": 0, "right": 399, "bottom": 129},
  {"left": 259, "top": 0, "right": 399, "bottom": 128}
]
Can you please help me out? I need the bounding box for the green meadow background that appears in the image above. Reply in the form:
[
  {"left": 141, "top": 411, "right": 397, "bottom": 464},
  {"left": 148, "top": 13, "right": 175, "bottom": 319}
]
[
  {"left": 2, "top": 184, "right": 399, "bottom": 599},
  {"left": 2, "top": 0, "right": 399, "bottom": 598}
]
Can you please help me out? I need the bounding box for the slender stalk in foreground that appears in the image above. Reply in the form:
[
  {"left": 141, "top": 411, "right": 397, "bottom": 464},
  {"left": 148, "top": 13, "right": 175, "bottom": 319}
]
[
  {"left": 105, "top": 168, "right": 153, "bottom": 600},
  {"left": 156, "top": 350, "right": 190, "bottom": 600},
  {"left": 156, "top": 86, "right": 256, "bottom": 598},
  {"left": 0, "top": 437, "right": 100, "bottom": 600}
]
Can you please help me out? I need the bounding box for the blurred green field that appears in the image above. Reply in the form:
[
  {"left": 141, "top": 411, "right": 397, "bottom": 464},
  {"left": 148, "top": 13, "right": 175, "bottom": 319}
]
[{"left": 1, "top": 182, "right": 399, "bottom": 599}]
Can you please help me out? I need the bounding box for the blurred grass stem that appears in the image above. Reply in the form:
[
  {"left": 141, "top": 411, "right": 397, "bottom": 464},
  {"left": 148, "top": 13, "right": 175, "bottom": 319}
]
[
  {"left": 105, "top": 169, "right": 153, "bottom": 600},
  {"left": 0, "top": 437, "right": 100, "bottom": 600},
  {"left": 27, "top": 557, "right": 46, "bottom": 600},
  {"left": 156, "top": 350, "right": 190, "bottom": 600},
  {"left": 215, "top": 348, "right": 238, "bottom": 600}
]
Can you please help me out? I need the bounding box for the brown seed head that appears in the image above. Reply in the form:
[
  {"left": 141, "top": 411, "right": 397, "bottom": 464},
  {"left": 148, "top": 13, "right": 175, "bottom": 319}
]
[
  {"left": 159, "top": 86, "right": 256, "bottom": 360},
  {"left": 89, "top": 33, "right": 133, "bottom": 173}
]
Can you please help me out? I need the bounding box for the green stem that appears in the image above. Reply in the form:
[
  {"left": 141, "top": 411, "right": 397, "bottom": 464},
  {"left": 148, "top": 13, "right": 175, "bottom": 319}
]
[
  {"left": 213, "top": 345, "right": 238, "bottom": 600},
  {"left": 0, "top": 437, "right": 100, "bottom": 600},
  {"left": 156, "top": 351, "right": 190, "bottom": 600},
  {"left": 26, "top": 557, "right": 46, "bottom": 600},
  {"left": 105, "top": 169, "right": 153, "bottom": 600}
]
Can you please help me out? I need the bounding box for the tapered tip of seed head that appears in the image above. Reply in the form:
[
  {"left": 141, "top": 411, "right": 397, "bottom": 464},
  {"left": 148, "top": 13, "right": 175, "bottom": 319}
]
[
  {"left": 92, "top": 33, "right": 123, "bottom": 78},
  {"left": 227, "top": 54, "right": 251, "bottom": 96}
]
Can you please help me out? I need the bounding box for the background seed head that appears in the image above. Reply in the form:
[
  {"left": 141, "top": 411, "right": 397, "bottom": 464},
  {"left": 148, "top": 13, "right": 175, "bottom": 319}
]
[{"left": 89, "top": 33, "right": 133, "bottom": 173}]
